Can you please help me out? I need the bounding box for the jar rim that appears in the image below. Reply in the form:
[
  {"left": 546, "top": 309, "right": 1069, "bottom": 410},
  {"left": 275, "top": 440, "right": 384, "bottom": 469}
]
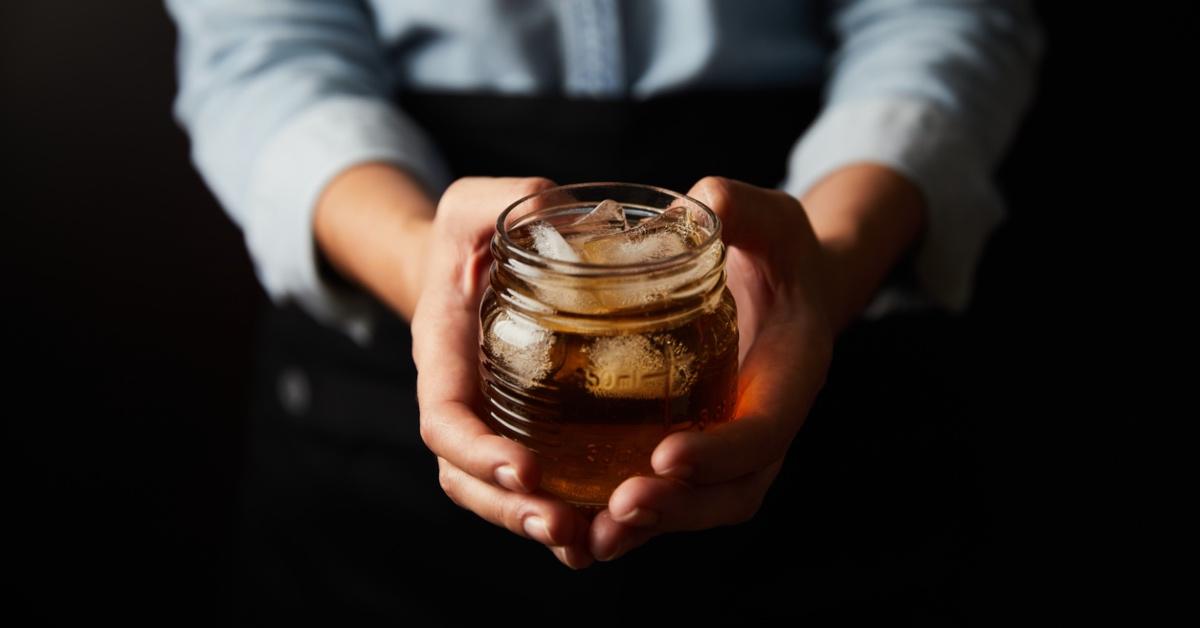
[{"left": 495, "top": 182, "right": 722, "bottom": 276}]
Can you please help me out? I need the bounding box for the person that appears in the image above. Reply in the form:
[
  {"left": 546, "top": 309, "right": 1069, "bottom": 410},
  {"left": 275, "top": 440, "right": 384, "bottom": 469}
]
[{"left": 166, "top": 0, "right": 1043, "bottom": 620}]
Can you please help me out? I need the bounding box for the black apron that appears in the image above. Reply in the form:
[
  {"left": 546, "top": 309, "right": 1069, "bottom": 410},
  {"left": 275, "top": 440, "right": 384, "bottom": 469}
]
[{"left": 229, "top": 87, "right": 986, "bottom": 624}]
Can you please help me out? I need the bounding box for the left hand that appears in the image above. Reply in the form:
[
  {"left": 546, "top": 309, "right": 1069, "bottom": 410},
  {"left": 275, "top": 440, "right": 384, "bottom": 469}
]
[{"left": 587, "top": 177, "right": 838, "bottom": 562}]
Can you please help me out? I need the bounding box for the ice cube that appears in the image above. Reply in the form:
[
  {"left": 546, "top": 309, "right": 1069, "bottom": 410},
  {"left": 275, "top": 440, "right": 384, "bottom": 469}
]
[
  {"left": 523, "top": 205, "right": 716, "bottom": 313},
  {"left": 635, "top": 205, "right": 701, "bottom": 244},
  {"left": 530, "top": 221, "right": 581, "bottom": 263},
  {"left": 570, "top": 199, "right": 627, "bottom": 234},
  {"left": 577, "top": 205, "right": 694, "bottom": 265},
  {"left": 584, "top": 333, "right": 696, "bottom": 399},
  {"left": 585, "top": 231, "right": 689, "bottom": 265},
  {"left": 487, "top": 311, "right": 558, "bottom": 387}
]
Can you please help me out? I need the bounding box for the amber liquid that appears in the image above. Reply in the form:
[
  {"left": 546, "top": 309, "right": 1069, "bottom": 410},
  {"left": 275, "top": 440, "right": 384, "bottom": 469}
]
[{"left": 479, "top": 291, "right": 739, "bottom": 507}]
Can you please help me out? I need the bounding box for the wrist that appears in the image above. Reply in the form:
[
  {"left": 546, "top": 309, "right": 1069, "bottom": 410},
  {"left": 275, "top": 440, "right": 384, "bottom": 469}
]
[
  {"left": 799, "top": 163, "right": 926, "bottom": 335},
  {"left": 313, "top": 162, "right": 437, "bottom": 321}
]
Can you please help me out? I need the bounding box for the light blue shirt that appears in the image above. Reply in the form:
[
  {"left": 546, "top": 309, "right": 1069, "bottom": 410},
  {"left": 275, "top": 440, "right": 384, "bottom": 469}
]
[{"left": 166, "top": 0, "right": 1043, "bottom": 344}]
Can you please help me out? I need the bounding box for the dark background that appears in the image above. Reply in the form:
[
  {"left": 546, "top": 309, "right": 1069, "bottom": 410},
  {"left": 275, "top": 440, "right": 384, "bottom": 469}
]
[{"left": 4, "top": 1, "right": 1158, "bottom": 623}]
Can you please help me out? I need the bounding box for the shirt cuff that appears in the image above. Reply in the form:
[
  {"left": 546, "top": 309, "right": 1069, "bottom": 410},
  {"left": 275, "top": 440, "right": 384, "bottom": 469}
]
[
  {"left": 243, "top": 96, "right": 451, "bottom": 344},
  {"left": 780, "top": 96, "right": 1006, "bottom": 319}
]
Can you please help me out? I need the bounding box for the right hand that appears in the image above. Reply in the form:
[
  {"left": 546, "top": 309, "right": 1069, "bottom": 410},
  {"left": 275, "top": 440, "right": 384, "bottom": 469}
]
[{"left": 410, "top": 177, "right": 597, "bottom": 569}]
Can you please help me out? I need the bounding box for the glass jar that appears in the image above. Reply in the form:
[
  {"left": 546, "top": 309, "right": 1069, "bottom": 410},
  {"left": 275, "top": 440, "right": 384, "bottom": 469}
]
[{"left": 478, "top": 183, "right": 738, "bottom": 508}]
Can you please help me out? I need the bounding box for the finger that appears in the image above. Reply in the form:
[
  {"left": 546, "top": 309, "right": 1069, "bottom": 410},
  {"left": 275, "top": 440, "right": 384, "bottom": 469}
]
[
  {"left": 415, "top": 258, "right": 541, "bottom": 491},
  {"left": 686, "top": 175, "right": 826, "bottom": 311},
  {"left": 589, "top": 462, "right": 781, "bottom": 561},
  {"left": 656, "top": 176, "right": 834, "bottom": 485},
  {"left": 412, "top": 177, "right": 558, "bottom": 490},
  {"left": 437, "top": 456, "right": 591, "bottom": 559},
  {"left": 427, "top": 176, "right": 561, "bottom": 265},
  {"left": 621, "top": 461, "right": 779, "bottom": 529},
  {"left": 650, "top": 317, "right": 831, "bottom": 484},
  {"left": 685, "top": 176, "right": 789, "bottom": 251},
  {"left": 413, "top": 176, "right": 559, "bottom": 399},
  {"left": 587, "top": 509, "right": 661, "bottom": 562},
  {"left": 422, "top": 401, "right": 543, "bottom": 493},
  {"left": 548, "top": 544, "right": 597, "bottom": 571}
]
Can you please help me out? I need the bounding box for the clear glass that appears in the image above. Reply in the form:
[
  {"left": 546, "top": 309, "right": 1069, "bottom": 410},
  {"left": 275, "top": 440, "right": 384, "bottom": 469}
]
[{"left": 478, "top": 183, "right": 739, "bottom": 509}]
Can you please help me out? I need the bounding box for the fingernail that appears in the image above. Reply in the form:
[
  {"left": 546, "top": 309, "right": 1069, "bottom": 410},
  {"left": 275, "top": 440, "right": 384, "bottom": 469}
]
[
  {"left": 523, "top": 516, "right": 554, "bottom": 545},
  {"left": 612, "top": 507, "right": 659, "bottom": 528},
  {"left": 549, "top": 545, "right": 578, "bottom": 569},
  {"left": 553, "top": 546, "right": 592, "bottom": 570},
  {"left": 595, "top": 540, "right": 625, "bottom": 562},
  {"left": 495, "top": 465, "right": 528, "bottom": 492},
  {"left": 594, "top": 544, "right": 616, "bottom": 562},
  {"left": 659, "top": 464, "right": 694, "bottom": 480}
]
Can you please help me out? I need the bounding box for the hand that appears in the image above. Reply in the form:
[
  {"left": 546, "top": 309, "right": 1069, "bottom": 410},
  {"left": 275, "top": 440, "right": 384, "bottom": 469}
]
[
  {"left": 410, "top": 176, "right": 597, "bottom": 570},
  {"left": 587, "top": 177, "right": 839, "bottom": 561}
]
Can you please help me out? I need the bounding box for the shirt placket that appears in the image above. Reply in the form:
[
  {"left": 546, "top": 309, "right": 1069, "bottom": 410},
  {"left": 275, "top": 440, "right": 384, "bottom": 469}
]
[{"left": 559, "top": 0, "right": 625, "bottom": 98}]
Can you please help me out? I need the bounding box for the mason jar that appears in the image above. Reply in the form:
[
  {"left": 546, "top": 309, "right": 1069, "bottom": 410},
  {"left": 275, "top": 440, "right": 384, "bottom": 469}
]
[{"left": 478, "top": 183, "right": 738, "bottom": 508}]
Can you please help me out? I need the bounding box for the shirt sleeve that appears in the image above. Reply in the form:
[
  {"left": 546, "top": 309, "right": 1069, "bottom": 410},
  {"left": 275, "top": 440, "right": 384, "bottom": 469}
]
[
  {"left": 166, "top": 0, "right": 451, "bottom": 343},
  {"left": 780, "top": 0, "right": 1044, "bottom": 318}
]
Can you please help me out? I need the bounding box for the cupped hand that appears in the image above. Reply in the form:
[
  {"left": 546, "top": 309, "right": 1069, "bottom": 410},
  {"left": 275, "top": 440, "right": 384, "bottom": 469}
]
[
  {"left": 588, "top": 177, "right": 838, "bottom": 562},
  {"left": 411, "top": 176, "right": 596, "bottom": 569}
]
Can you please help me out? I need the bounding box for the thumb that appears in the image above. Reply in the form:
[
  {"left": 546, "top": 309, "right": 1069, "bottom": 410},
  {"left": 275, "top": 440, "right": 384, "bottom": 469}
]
[{"left": 685, "top": 176, "right": 789, "bottom": 251}]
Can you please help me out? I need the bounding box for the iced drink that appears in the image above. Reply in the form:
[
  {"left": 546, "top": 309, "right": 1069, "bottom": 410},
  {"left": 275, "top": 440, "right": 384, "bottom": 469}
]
[{"left": 479, "top": 185, "right": 738, "bottom": 507}]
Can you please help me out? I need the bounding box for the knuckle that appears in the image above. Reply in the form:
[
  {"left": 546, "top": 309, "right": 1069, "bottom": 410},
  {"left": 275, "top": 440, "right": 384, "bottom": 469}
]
[
  {"left": 696, "top": 176, "right": 735, "bottom": 207},
  {"left": 767, "top": 424, "right": 794, "bottom": 462},
  {"left": 435, "top": 180, "right": 466, "bottom": 214},
  {"left": 734, "top": 492, "right": 764, "bottom": 524},
  {"left": 733, "top": 468, "right": 780, "bottom": 525},
  {"left": 513, "top": 177, "right": 555, "bottom": 199},
  {"left": 468, "top": 432, "right": 494, "bottom": 470},
  {"left": 418, "top": 417, "right": 437, "bottom": 451},
  {"left": 498, "top": 495, "right": 526, "bottom": 535},
  {"left": 440, "top": 176, "right": 478, "bottom": 203},
  {"left": 768, "top": 186, "right": 799, "bottom": 206},
  {"left": 437, "top": 460, "right": 460, "bottom": 505},
  {"left": 410, "top": 339, "right": 423, "bottom": 369}
]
